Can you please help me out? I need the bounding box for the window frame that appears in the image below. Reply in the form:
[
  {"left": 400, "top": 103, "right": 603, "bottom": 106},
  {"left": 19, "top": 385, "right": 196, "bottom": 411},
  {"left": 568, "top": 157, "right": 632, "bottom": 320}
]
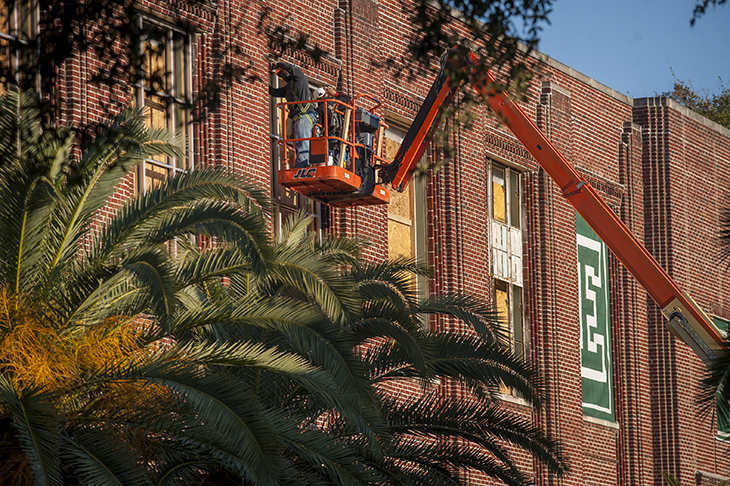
[
  {"left": 385, "top": 124, "right": 428, "bottom": 300},
  {"left": 715, "top": 317, "right": 730, "bottom": 440},
  {"left": 269, "top": 70, "right": 322, "bottom": 239},
  {"left": 0, "top": 0, "right": 38, "bottom": 89},
  {"left": 487, "top": 160, "right": 526, "bottom": 361},
  {"left": 132, "top": 15, "right": 193, "bottom": 196}
]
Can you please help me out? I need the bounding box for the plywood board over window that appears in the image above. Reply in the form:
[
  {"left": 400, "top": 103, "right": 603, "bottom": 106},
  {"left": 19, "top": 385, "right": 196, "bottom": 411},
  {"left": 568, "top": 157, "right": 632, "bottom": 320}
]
[
  {"left": 386, "top": 134, "right": 415, "bottom": 260},
  {"left": 385, "top": 126, "right": 426, "bottom": 297},
  {"left": 491, "top": 166, "right": 506, "bottom": 223}
]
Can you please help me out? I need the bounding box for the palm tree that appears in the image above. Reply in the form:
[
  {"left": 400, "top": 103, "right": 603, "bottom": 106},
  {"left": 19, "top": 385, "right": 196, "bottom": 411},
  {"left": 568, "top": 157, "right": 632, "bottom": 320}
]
[
  {"left": 269, "top": 214, "right": 569, "bottom": 485},
  {"left": 0, "top": 88, "right": 372, "bottom": 485},
  {"left": 351, "top": 263, "right": 566, "bottom": 485}
]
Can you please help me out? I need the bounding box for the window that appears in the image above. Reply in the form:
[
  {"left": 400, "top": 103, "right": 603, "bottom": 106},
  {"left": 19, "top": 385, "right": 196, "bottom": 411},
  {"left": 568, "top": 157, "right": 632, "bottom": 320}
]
[
  {"left": 0, "top": 0, "right": 37, "bottom": 90},
  {"left": 385, "top": 126, "right": 427, "bottom": 297},
  {"left": 132, "top": 18, "right": 192, "bottom": 194},
  {"left": 715, "top": 317, "right": 730, "bottom": 439},
  {"left": 488, "top": 161, "right": 524, "bottom": 362},
  {"left": 269, "top": 71, "right": 322, "bottom": 238}
]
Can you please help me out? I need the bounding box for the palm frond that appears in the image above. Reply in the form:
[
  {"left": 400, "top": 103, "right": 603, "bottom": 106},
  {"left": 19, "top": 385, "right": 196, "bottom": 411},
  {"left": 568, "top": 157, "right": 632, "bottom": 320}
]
[
  {"left": 384, "top": 439, "right": 530, "bottom": 486},
  {"left": 276, "top": 421, "right": 376, "bottom": 486},
  {"left": 175, "top": 246, "right": 256, "bottom": 288},
  {"left": 0, "top": 87, "right": 42, "bottom": 166},
  {"left": 122, "top": 247, "right": 177, "bottom": 329},
  {"left": 76, "top": 107, "right": 181, "bottom": 190},
  {"left": 108, "top": 358, "right": 282, "bottom": 486},
  {"left": 380, "top": 392, "right": 566, "bottom": 479},
  {"left": 662, "top": 471, "right": 681, "bottom": 486},
  {"left": 351, "top": 256, "right": 432, "bottom": 305},
  {"left": 698, "top": 335, "right": 730, "bottom": 420},
  {"left": 265, "top": 244, "right": 362, "bottom": 325},
  {"left": 0, "top": 377, "right": 62, "bottom": 486},
  {"left": 416, "top": 293, "right": 504, "bottom": 344},
  {"left": 53, "top": 254, "right": 174, "bottom": 332},
  {"left": 429, "top": 332, "right": 541, "bottom": 404},
  {"left": 352, "top": 315, "right": 431, "bottom": 378},
  {"left": 37, "top": 116, "right": 179, "bottom": 299},
  {"left": 180, "top": 297, "right": 384, "bottom": 451},
  {"left": 277, "top": 210, "right": 314, "bottom": 246},
  {"left": 64, "top": 426, "right": 151, "bottom": 486},
  {"left": 0, "top": 173, "right": 49, "bottom": 293},
  {"left": 88, "top": 168, "right": 272, "bottom": 275}
]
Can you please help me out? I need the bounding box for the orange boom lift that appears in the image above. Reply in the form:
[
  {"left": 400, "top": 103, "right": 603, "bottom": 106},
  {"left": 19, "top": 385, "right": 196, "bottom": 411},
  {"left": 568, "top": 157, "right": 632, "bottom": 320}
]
[{"left": 277, "top": 49, "right": 725, "bottom": 365}]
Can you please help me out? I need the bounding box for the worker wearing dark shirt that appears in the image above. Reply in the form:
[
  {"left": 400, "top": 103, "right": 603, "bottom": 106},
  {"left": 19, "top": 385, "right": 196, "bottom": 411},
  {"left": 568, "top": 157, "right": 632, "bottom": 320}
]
[{"left": 269, "top": 62, "right": 316, "bottom": 168}]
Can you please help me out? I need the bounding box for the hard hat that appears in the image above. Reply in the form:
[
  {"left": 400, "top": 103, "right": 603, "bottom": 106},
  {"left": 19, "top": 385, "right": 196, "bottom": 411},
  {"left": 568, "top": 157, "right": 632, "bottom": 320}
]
[{"left": 314, "top": 87, "right": 326, "bottom": 99}]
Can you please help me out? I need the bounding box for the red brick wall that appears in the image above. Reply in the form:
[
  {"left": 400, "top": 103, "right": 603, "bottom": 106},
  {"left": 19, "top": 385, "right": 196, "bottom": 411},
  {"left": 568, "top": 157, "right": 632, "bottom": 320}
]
[{"left": 634, "top": 98, "right": 730, "bottom": 485}]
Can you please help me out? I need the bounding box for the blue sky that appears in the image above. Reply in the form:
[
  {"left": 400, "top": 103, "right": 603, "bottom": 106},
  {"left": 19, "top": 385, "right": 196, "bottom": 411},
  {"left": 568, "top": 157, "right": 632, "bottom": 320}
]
[{"left": 534, "top": 0, "right": 730, "bottom": 98}]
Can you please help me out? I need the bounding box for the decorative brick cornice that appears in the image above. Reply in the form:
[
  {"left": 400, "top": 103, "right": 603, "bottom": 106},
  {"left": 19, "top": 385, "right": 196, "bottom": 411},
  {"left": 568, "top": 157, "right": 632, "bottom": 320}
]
[
  {"left": 175, "top": 0, "right": 216, "bottom": 22},
  {"left": 485, "top": 131, "right": 533, "bottom": 161},
  {"left": 383, "top": 86, "right": 421, "bottom": 116},
  {"left": 574, "top": 166, "right": 624, "bottom": 208},
  {"left": 282, "top": 47, "right": 341, "bottom": 77}
]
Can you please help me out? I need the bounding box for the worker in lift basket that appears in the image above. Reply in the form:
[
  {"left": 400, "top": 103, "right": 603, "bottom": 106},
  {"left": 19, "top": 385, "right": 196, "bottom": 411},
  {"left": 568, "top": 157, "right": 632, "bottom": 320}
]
[
  {"left": 315, "top": 86, "right": 350, "bottom": 166},
  {"left": 269, "top": 62, "right": 317, "bottom": 168}
]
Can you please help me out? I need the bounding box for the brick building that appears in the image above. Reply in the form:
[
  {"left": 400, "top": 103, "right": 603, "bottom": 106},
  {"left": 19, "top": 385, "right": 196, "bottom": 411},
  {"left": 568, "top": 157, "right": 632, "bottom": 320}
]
[{"left": 25, "top": 0, "right": 730, "bottom": 484}]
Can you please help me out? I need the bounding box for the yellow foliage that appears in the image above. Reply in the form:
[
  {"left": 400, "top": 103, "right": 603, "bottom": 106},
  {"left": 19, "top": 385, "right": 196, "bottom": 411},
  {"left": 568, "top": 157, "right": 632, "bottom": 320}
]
[{"left": 0, "top": 288, "right": 144, "bottom": 391}]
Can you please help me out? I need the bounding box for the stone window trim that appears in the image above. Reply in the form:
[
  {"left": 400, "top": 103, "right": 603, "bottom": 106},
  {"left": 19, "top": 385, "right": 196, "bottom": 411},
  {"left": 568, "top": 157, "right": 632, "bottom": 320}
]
[{"left": 582, "top": 415, "right": 619, "bottom": 429}]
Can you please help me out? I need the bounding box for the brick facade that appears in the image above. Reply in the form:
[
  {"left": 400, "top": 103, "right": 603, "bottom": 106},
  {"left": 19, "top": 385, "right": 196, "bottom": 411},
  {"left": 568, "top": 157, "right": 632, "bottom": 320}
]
[{"left": 62, "top": 1, "right": 730, "bottom": 484}]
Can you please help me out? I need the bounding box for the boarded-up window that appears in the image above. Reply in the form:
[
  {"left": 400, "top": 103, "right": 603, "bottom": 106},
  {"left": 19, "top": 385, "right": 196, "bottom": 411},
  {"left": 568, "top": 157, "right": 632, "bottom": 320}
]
[
  {"left": 492, "top": 166, "right": 506, "bottom": 223},
  {"left": 0, "top": 0, "right": 36, "bottom": 91},
  {"left": 386, "top": 126, "right": 426, "bottom": 295},
  {"left": 144, "top": 162, "right": 170, "bottom": 192},
  {"left": 488, "top": 160, "right": 525, "bottom": 395},
  {"left": 387, "top": 135, "right": 415, "bottom": 261}
]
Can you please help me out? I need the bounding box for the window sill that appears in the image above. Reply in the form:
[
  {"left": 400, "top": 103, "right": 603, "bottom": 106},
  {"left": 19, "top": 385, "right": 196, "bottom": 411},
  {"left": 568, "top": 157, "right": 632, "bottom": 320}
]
[
  {"left": 715, "top": 431, "right": 730, "bottom": 443},
  {"left": 696, "top": 470, "right": 730, "bottom": 483},
  {"left": 582, "top": 415, "right": 619, "bottom": 429},
  {"left": 497, "top": 393, "right": 531, "bottom": 408}
]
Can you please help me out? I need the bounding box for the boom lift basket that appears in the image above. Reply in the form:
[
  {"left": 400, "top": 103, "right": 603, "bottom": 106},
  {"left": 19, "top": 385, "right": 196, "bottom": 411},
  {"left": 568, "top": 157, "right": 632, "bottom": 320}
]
[{"left": 275, "top": 94, "right": 391, "bottom": 207}]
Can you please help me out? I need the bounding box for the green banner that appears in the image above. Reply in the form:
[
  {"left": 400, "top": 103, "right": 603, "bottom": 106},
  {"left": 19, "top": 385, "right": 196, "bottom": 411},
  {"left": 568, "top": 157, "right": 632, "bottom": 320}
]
[{"left": 576, "top": 214, "right": 614, "bottom": 422}]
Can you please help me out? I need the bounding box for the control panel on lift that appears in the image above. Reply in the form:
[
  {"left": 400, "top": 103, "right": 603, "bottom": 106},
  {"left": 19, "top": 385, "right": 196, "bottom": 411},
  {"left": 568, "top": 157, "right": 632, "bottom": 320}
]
[{"left": 275, "top": 93, "right": 391, "bottom": 207}]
